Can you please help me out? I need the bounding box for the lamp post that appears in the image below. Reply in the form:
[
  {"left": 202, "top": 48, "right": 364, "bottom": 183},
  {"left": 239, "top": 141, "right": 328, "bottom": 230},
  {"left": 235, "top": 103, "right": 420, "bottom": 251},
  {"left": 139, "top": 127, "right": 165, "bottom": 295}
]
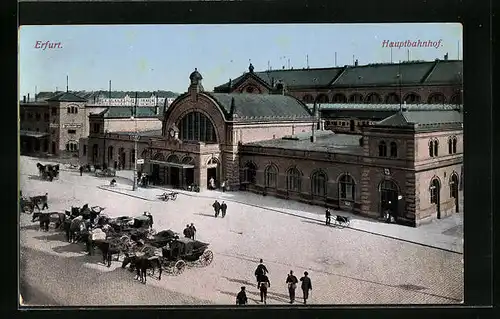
[{"left": 131, "top": 116, "right": 139, "bottom": 191}]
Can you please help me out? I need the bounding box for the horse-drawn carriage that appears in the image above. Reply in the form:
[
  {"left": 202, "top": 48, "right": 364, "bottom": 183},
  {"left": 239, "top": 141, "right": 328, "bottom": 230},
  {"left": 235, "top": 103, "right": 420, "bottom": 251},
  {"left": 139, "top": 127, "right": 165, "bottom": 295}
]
[
  {"left": 157, "top": 237, "right": 214, "bottom": 275},
  {"left": 36, "top": 163, "right": 59, "bottom": 181},
  {"left": 157, "top": 191, "right": 178, "bottom": 201},
  {"left": 20, "top": 193, "right": 48, "bottom": 214}
]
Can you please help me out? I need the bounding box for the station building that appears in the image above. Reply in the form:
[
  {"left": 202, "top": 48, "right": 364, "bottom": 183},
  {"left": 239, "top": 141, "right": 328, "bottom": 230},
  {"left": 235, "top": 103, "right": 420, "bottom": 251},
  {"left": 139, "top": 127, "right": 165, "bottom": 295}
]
[{"left": 83, "top": 68, "right": 463, "bottom": 227}]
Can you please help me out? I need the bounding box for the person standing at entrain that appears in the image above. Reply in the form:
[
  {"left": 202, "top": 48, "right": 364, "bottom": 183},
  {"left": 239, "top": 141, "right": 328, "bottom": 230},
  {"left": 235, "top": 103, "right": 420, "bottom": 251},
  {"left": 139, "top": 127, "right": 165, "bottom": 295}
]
[
  {"left": 299, "top": 271, "right": 312, "bottom": 304},
  {"left": 79, "top": 165, "right": 83, "bottom": 176},
  {"left": 221, "top": 201, "right": 227, "bottom": 218},
  {"left": 189, "top": 223, "right": 197, "bottom": 239},
  {"left": 325, "top": 208, "right": 331, "bottom": 225},
  {"left": 286, "top": 270, "right": 298, "bottom": 304},
  {"left": 259, "top": 274, "right": 271, "bottom": 304},
  {"left": 221, "top": 179, "right": 226, "bottom": 192}
]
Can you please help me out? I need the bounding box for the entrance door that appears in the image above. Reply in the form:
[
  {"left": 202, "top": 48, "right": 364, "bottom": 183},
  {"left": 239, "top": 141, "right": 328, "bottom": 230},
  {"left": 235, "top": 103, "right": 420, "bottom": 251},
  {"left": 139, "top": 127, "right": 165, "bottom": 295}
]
[
  {"left": 185, "top": 168, "right": 194, "bottom": 186},
  {"left": 120, "top": 152, "right": 126, "bottom": 170},
  {"left": 207, "top": 167, "right": 217, "bottom": 188},
  {"left": 430, "top": 179, "right": 441, "bottom": 219},
  {"left": 170, "top": 167, "right": 180, "bottom": 188},
  {"left": 380, "top": 180, "right": 399, "bottom": 218},
  {"left": 450, "top": 174, "right": 459, "bottom": 213},
  {"left": 151, "top": 164, "right": 160, "bottom": 185},
  {"left": 51, "top": 141, "right": 56, "bottom": 154}
]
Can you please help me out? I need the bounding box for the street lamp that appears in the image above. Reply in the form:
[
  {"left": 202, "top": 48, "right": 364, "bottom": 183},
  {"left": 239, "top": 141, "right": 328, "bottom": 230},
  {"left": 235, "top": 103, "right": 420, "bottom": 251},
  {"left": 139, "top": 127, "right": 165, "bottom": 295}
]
[{"left": 131, "top": 116, "right": 139, "bottom": 191}]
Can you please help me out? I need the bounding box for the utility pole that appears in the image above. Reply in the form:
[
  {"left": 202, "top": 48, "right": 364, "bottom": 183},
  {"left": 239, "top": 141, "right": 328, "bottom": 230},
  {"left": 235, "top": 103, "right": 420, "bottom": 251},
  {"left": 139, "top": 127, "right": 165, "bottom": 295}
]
[{"left": 131, "top": 92, "right": 139, "bottom": 191}]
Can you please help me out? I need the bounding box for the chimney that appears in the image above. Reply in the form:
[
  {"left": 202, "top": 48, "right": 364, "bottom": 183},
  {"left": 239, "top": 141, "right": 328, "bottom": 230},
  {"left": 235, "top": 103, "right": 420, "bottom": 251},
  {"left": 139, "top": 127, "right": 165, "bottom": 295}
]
[
  {"left": 354, "top": 59, "right": 359, "bottom": 67},
  {"left": 444, "top": 53, "right": 449, "bottom": 60},
  {"left": 27, "top": 93, "right": 30, "bottom": 102},
  {"left": 23, "top": 95, "right": 26, "bottom": 103}
]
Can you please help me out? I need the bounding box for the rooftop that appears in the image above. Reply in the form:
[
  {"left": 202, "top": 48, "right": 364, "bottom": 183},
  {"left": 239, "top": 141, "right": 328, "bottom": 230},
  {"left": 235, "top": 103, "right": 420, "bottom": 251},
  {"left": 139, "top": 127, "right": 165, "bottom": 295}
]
[
  {"left": 376, "top": 110, "right": 463, "bottom": 127},
  {"left": 111, "top": 129, "right": 162, "bottom": 137},
  {"left": 244, "top": 131, "right": 363, "bottom": 155},
  {"left": 308, "top": 103, "right": 461, "bottom": 111},
  {"left": 96, "top": 107, "right": 159, "bottom": 118}
]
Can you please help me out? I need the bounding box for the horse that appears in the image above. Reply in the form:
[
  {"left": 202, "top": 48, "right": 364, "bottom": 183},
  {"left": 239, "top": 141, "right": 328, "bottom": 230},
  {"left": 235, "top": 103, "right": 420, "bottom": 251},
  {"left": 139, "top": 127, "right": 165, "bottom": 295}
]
[
  {"left": 122, "top": 253, "right": 162, "bottom": 283},
  {"left": 94, "top": 239, "right": 122, "bottom": 267}
]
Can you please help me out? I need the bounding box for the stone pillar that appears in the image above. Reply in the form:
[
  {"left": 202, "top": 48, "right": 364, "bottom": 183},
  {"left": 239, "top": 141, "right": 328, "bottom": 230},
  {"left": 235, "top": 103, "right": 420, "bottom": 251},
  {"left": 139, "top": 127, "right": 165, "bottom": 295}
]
[
  {"left": 222, "top": 150, "right": 240, "bottom": 189},
  {"left": 404, "top": 172, "right": 416, "bottom": 222},
  {"left": 198, "top": 165, "right": 207, "bottom": 191},
  {"left": 360, "top": 167, "right": 372, "bottom": 216}
]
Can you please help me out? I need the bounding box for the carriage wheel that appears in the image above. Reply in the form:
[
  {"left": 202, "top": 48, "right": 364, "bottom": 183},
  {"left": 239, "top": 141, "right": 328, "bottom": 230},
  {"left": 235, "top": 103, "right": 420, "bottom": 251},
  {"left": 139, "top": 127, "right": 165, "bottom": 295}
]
[
  {"left": 171, "top": 194, "right": 177, "bottom": 200},
  {"left": 200, "top": 250, "right": 214, "bottom": 266},
  {"left": 164, "top": 196, "right": 170, "bottom": 202},
  {"left": 173, "top": 260, "right": 186, "bottom": 275}
]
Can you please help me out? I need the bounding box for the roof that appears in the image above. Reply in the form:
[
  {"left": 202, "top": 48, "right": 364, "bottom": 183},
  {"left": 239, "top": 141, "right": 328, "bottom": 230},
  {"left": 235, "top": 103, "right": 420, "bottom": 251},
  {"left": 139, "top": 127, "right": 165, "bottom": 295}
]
[
  {"left": 244, "top": 131, "right": 363, "bottom": 155},
  {"left": 215, "top": 60, "right": 463, "bottom": 91},
  {"left": 205, "top": 92, "right": 313, "bottom": 121},
  {"left": 97, "top": 107, "right": 159, "bottom": 118},
  {"left": 46, "top": 92, "right": 87, "bottom": 102},
  {"left": 376, "top": 110, "right": 463, "bottom": 127},
  {"left": 113, "top": 129, "right": 162, "bottom": 137},
  {"left": 19, "top": 130, "right": 50, "bottom": 138},
  {"left": 309, "top": 103, "right": 460, "bottom": 111}
]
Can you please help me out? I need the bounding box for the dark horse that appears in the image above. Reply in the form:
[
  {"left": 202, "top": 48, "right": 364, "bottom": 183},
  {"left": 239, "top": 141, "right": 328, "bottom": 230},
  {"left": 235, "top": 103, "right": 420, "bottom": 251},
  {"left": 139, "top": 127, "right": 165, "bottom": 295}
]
[
  {"left": 121, "top": 253, "right": 162, "bottom": 284},
  {"left": 94, "top": 240, "right": 121, "bottom": 267}
]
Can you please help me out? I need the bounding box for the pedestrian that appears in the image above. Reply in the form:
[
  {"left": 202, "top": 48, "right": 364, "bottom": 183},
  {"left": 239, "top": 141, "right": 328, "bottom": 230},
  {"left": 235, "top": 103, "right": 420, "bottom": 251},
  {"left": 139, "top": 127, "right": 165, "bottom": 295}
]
[
  {"left": 236, "top": 286, "right": 248, "bottom": 305},
  {"left": 183, "top": 224, "right": 192, "bottom": 238},
  {"left": 40, "top": 193, "right": 49, "bottom": 210},
  {"left": 221, "top": 201, "right": 227, "bottom": 218},
  {"left": 221, "top": 180, "right": 226, "bottom": 192},
  {"left": 209, "top": 177, "right": 215, "bottom": 190},
  {"left": 325, "top": 208, "right": 331, "bottom": 225},
  {"left": 212, "top": 200, "right": 221, "bottom": 217},
  {"left": 144, "top": 212, "right": 153, "bottom": 229},
  {"left": 255, "top": 259, "right": 269, "bottom": 285},
  {"left": 300, "top": 271, "right": 312, "bottom": 304},
  {"left": 286, "top": 270, "right": 298, "bottom": 304},
  {"left": 79, "top": 165, "right": 83, "bottom": 176},
  {"left": 259, "top": 274, "right": 271, "bottom": 304},
  {"left": 189, "top": 223, "right": 197, "bottom": 239}
]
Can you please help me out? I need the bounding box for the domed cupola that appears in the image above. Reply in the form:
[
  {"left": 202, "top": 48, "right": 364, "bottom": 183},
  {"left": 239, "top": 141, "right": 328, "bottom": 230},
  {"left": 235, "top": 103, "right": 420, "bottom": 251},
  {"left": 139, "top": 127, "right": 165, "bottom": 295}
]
[{"left": 189, "top": 68, "right": 203, "bottom": 86}]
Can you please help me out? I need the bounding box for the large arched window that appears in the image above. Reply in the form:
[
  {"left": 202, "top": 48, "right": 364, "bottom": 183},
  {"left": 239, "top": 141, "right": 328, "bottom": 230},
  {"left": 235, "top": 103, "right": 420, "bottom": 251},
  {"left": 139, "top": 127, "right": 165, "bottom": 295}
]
[
  {"left": 429, "top": 139, "right": 439, "bottom": 157},
  {"left": 428, "top": 93, "right": 446, "bottom": 104},
  {"left": 404, "top": 93, "right": 421, "bottom": 104},
  {"left": 430, "top": 178, "right": 440, "bottom": 204},
  {"left": 181, "top": 156, "right": 194, "bottom": 165},
  {"left": 286, "top": 167, "right": 302, "bottom": 192},
  {"left": 302, "top": 94, "right": 314, "bottom": 103},
  {"left": 390, "top": 142, "right": 398, "bottom": 158},
  {"left": 107, "top": 146, "right": 114, "bottom": 163},
  {"left": 178, "top": 111, "right": 217, "bottom": 143},
  {"left": 153, "top": 152, "right": 165, "bottom": 161},
  {"left": 167, "top": 154, "right": 180, "bottom": 163},
  {"left": 385, "top": 93, "right": 400, "bottom": 104},
  {"left": 365, "top": 93, "right": 382, "bottom": 104},
  {"left": 339, "top": 174, "right": 355, "bottom": 201},
  {"left": 332, "top": 93, "right": 347, "bottom": 103},
  {"left": 315, "top": 94, "right": 329, "bottom": 104},
  {"left": 378, "top": 141, "right": 387, "bottom": 157},
  {"left": 311, "top": 170, "right": 328, "bottom": 197},
  {"left": 264, "top": 165, "right": 278, "bottom": 188},
  {"left": 348, "top": 93, "right": 364, "bottom": 103},
  {"left": 450, "top": 94, "right": 462, "bottom": 105},
  {"left": 243, "top": 161, "right": 257, "bottom": 184}
]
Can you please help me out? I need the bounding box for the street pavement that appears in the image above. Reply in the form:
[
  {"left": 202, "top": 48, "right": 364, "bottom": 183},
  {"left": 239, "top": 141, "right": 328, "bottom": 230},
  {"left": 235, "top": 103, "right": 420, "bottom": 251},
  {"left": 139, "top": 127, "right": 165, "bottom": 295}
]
[{"left": 19, "top": 156, "right": 464, "bottom": 306}]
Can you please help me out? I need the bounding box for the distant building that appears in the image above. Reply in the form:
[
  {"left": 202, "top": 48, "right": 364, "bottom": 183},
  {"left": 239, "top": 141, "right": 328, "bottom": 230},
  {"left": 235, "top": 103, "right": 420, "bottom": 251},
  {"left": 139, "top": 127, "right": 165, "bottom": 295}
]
[
  {"left": 214, "top": 59, "right": 463, "bottom": 106},
  {"left": 35, "top": 91, "right": 178, "bottom": 107}
]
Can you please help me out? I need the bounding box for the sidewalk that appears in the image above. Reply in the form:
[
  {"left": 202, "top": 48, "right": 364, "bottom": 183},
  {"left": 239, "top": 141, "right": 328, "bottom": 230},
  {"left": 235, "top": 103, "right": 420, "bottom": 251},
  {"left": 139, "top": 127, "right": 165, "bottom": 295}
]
[{"left": 102, "top": 170, "right": 463, "bottom": 254}]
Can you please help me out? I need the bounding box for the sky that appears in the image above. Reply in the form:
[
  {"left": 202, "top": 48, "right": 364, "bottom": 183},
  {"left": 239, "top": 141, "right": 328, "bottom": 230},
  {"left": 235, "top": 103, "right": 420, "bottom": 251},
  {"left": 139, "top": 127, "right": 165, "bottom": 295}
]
[{"left": 19, "top": 23, "right": 462, "bottom": 96}]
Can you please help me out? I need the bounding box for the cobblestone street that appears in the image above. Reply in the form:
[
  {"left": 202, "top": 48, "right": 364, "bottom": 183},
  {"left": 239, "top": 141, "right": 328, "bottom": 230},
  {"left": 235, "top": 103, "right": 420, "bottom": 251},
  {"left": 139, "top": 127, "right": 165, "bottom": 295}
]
[{"left": 20, "top": 156, "right": 463, "bottom": 305}]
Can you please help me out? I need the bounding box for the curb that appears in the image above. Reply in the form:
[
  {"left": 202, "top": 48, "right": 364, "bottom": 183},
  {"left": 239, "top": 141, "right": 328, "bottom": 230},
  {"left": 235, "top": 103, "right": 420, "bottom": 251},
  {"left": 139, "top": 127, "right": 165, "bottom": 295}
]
[
  {"left": 97, "top": 186, "right": 156, "bottom": 202},
  {"left": 100, "top": 185, "right": 463, "bottom": 255}
]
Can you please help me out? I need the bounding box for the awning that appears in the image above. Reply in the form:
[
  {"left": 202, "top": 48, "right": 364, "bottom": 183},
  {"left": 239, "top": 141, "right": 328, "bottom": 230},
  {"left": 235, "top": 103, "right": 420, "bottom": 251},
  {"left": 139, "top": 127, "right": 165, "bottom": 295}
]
[
  {"left": 19, "top": 130, "right": 49, "bottom": 138},
  {"left": 148, "top": 159, "right": 195, "bottom": 169}
]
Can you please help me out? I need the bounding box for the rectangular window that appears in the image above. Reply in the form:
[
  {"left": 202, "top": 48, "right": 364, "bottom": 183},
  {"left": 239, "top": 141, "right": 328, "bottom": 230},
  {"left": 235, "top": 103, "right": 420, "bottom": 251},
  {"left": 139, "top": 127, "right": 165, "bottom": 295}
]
[{"left": 68, "top": 129, "right": 76, "bottom": 134}]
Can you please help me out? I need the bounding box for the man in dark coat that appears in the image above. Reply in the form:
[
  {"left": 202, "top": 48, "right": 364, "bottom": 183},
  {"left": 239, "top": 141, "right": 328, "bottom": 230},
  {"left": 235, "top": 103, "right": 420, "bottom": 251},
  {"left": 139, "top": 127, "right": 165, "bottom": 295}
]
[
  {"left": 255, "top": 259, "right": 269, "bottom": 286},
  {"left": 183, "top": 224, "right": 192, "bottom": 238},
  {"left": 236, "top": 286, "right": 248, "bottom": 305},
  {"left": 286, "top": 270, "right": 299, "bottom": 304},
  {"left": 258, "top": 274, "right": 271, "bottom": 304},
  {"left": 79, "top": 166, "right": 83, "bottom": 176},
  {"left": 325, "top": 208, "right": 331, "bottom": 225},
  {"left": 189, "top": 223, "right": 197, "bottom": 240},
  {"left": 221, "top": 201, "right": 227, "bottom": 218},
  {"left": 212, "top": 200, "right": 221, "bottom": 217},
  {"left": 300, "top": 271, "right": 312, "bottom": 304}
]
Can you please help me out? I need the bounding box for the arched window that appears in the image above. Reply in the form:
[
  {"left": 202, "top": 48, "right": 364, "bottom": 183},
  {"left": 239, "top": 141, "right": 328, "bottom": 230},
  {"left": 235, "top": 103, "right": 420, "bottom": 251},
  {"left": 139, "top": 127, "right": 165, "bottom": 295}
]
[
  {"left": 428, "top": 93, "right": 446, "bottom": 104},
  {"left": 302, "top": 94, "right": 314, "bottom": 103},
  {"left": 430, "top": 178, "right": 440, "bottom": 204},
  {"left": 339, "top": 174, "right": 355, "bottom": 201},
  {"left": 429, "top": 140, "right": 434, "bottom": 157},
  {"left": 433, "top": 139, "right": 439, "bottom": 156},
  {"left": 107, "top": 146, "right": 114, "bottom": 163},
  {"left": 385, "top": 93, "right": 400, "bottom": 104},
  {"left": 264, "top": 165, "right": 278, "bottom": 188},
  {"left": 365, "top": 93, "right": 382, "bottom": 104},
  {"left": 450, "top": 94, "right": 462, "bottom": 105},
  {"left": 332, "top": 93, "right": 347, "bottom": 103},
  {"left": 315, "top": 94, "right": 329, "bottom": 104},
  {"left": 244, "top": 161, "right": 257, "bottom": 184},
  {"left": 311, "top": 170, "right": 327, "bottom": 197},
  {"left": 378, "top": 141, "right": 387, "bottom": 157},
  {"left": 348, "top": 93, "right": 364, "bottom": 103},
  {"left": 404, "top": 93, "right": 421, "bottom": 104},
  {"left": 452, "top": 137, "right": 457, "bottom": 153},
  {"left": 167, "top": 154, "right": 180, "bottom": 163},
  {"left": 141, "top": 149, "right": 149, "bottom": 159},
  {"left": 181, "top": 156, "right": 194, "bottom": 165},
  {"left": 153, "top": 152, "right": 165, "bottom": 161},
  {"left": 286, "top": 167, "right": 302, "bottom": 192},
  {"left": 178, "top": 111, "right": 217, "bottom": 143},
  {"left": 390, "top": 142, "right": 398, "bottom": 158}
]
